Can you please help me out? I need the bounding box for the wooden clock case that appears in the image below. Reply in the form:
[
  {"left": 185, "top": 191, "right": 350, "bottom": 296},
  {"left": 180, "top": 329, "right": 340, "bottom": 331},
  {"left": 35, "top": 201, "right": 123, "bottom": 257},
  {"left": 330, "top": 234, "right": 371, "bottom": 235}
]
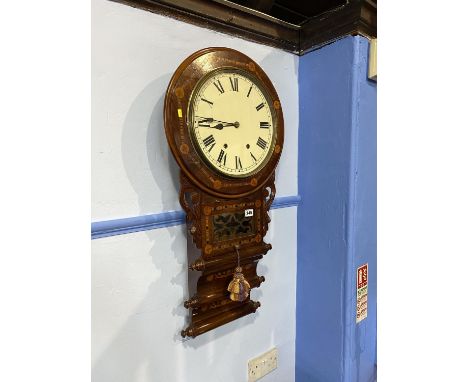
[{"left": 164, "top": 47, "right": 284, "bottom": 338}]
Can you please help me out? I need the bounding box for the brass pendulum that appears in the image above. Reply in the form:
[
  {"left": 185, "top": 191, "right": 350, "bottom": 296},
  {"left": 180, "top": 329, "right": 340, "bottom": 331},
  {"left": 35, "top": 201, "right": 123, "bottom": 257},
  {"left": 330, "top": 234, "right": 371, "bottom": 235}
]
[{"left": 227, "top": 244, "right": 251, "bottom": 302}]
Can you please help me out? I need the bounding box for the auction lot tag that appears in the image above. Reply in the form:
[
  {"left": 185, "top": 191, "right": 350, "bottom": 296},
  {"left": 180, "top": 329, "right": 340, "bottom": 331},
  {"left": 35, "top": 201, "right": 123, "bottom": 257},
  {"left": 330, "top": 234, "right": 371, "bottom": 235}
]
[{"left": 356, "top": 263, "right": 368, "bottom": 323}]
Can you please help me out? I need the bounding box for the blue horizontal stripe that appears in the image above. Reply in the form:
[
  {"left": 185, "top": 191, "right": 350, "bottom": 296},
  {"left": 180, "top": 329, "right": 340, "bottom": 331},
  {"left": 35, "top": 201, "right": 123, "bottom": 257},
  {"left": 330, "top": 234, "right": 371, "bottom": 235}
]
[
  {"left": 271, "top": 195, "right": 301, "bottom": 209},
  {"left": 91, "top": 194, "right": 300, "bottom": 240}
]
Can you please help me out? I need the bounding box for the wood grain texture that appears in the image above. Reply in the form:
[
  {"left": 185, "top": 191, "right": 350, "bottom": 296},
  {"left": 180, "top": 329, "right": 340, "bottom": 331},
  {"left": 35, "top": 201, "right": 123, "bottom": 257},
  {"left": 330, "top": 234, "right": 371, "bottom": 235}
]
[
  {"left": 112, "top": 0, "right": 376, "bottom": 55},
  {"left": 164, "top": 47, "right": 284, "bottom": 199},
  {"left": 164, "top": 47, "right": 282, "bottom": 338}
]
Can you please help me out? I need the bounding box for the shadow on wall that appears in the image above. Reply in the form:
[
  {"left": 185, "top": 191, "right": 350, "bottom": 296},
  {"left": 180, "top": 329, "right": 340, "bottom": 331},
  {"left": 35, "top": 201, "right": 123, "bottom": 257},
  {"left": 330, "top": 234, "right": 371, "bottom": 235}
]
[
  {"left": 92, "top": 73, "right": 259, "bottom": 381},
  {"left": 258, "top": 51, "right": 297, "bottom": 188}
]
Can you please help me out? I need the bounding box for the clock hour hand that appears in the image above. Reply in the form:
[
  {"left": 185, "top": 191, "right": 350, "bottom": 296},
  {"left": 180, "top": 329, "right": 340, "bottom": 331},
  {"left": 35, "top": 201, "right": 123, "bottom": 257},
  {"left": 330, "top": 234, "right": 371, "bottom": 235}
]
[
  {"left": 196, "top": 117, "right": 240, "bottom": 129},
  {"left": 197, "top": 123, "right": 231, "bottom": 130},
  {"left": 218, "top": 122, "right": 239, "bottom": 128},
  {"left": 196, "top": 116, "right": 240, "bottom": 127},
  {"left": 201, "top": 123, "right": 239, "bottom": 130},
  {"left": 196, "top": 122, "right": 223, "bottom": 129}
]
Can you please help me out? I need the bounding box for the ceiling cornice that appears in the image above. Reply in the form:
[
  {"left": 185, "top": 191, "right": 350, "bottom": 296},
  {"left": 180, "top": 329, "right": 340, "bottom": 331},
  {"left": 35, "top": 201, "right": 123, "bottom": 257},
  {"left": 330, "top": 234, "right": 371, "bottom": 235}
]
[{"left": 111, "top": 0, "right": 377, "bottom": 55}]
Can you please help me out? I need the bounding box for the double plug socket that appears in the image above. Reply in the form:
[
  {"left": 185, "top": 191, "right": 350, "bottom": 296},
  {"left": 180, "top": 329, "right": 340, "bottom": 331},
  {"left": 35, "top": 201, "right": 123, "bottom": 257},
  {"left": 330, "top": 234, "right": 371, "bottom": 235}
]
[{"left": 248, "top": 348, "right": 278, "bottom": 381}]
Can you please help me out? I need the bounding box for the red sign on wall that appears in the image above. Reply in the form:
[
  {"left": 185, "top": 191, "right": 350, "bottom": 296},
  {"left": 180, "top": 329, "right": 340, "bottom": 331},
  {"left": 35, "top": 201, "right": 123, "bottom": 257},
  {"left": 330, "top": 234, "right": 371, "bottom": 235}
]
[
  {"left": 357, "top": 264, "right": 368, "bottom": 289},
  {"left": 356, "top": 264, "right": 368, "bottom": 323}
]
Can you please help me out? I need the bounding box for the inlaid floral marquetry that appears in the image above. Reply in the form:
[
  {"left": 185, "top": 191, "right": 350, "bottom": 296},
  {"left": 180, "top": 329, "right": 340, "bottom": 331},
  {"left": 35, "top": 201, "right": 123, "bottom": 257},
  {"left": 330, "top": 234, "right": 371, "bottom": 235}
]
[{"left": 164, "top": 47, "right": 284, "bottom": 338}]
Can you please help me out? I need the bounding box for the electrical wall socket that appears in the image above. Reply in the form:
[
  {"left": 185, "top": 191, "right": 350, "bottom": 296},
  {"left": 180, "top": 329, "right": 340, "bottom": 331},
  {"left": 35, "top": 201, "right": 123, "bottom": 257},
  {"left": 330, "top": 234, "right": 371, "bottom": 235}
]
[{"left": 248, "top": 348, "right": 278, "bottom": 382}]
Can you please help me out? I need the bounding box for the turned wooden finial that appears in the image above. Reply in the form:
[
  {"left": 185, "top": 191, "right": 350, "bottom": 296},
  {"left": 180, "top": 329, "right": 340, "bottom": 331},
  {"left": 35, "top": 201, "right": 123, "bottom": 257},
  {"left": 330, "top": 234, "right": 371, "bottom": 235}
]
[{"left": 189, "top": 258, "right": 205, "bottom": 271}]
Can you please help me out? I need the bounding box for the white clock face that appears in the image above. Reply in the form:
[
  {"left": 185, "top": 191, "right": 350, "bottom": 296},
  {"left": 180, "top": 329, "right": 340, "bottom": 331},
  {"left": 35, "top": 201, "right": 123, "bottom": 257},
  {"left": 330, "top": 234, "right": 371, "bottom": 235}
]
[{"left": 188, "top": 68, "right": 276, "bottom": 178}]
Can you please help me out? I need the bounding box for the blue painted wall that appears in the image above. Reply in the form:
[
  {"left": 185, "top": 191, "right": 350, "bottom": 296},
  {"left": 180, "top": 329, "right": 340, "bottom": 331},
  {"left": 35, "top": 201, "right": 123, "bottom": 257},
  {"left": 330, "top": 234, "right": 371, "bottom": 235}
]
[{"left": 296, "top": 36, "right": 376, "bottom": 382}]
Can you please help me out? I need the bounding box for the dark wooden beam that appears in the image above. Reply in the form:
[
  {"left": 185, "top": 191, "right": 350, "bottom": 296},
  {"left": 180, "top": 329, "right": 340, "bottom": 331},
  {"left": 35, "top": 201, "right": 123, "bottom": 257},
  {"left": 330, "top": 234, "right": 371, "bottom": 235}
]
[
  {"left": 299, "top": 0, "right": 377, "bottom": 54},
  {"left": 112, "top": 0, "right": 300, "bottom": 53},
  {"left": 111, "top": 0, "right": 377, "bottom": 55},
  {"left": 245, "top": 0, "right": 275, "bottom": 13}
]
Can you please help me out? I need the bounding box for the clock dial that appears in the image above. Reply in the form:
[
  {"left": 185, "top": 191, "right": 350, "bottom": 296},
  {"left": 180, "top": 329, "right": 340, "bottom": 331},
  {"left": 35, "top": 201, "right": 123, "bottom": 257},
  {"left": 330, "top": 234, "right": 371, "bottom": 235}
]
[{"left": 188, "top": 68, "right": 276, "bottom": 178}]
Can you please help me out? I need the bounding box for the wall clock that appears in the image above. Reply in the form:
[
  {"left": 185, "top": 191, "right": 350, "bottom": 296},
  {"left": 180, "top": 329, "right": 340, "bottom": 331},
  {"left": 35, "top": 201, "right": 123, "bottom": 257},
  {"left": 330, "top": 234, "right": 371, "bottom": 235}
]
[{"left": 164, "top": 47, "right": 284, "bottom": 338}]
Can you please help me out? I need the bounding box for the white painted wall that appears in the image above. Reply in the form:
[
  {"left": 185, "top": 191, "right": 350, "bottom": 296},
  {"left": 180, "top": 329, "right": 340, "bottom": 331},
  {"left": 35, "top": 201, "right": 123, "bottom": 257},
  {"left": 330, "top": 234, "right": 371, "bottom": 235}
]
[
  {"left": 92, "top": 208, "right": 296, "bottom": 382},
  {"left": 92, "top": 1, "right": 298, "bottom": 381},
  {"left": 92, "top": 0, "right": 298, "bottom": 221}
]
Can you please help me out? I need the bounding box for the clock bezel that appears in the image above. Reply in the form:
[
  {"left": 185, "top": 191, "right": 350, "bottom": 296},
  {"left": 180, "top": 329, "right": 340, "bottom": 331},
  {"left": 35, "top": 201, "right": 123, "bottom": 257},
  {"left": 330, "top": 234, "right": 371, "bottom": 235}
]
[
  {"left": 164, "top": 47, "right": 284, "bottom": 199},
  {"left": 187, "top": 66, "right": 277, "bottom": 179}
]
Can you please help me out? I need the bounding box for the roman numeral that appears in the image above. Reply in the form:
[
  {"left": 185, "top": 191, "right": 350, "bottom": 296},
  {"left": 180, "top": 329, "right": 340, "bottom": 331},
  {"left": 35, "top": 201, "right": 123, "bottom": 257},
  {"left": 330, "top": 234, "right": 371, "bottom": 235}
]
[
  {"left": 256, "top": 103, "right": 265, "bottom": 111},
  {"left": 235, "top": 156, "right": 242, "bottom": 169},
  {"left": 217, "top": 149, "right": 226, "bottom": 165},
  {"left": 247, "top": 86, "right": 252, "bottom": 98},
  {"left": 201, "top": 98, "right": 213, "bottom": 106},
  {"left": 250, "top": 152, "right": 257, "bottom": 162},
  {"left": 260, "top": 121, "right": 270, "bottom": 129},
  {"left": 257, "top": 137, "right": 267, "bottom": 150},
  {"left": 203, "top": 134, "right": 215, "bottom": 147},
  {"left": 229, "top": 77, "right": 238, "bottom": 92},
  {"left": 213, "top": 80, "right": 225, "bottom": 94}
]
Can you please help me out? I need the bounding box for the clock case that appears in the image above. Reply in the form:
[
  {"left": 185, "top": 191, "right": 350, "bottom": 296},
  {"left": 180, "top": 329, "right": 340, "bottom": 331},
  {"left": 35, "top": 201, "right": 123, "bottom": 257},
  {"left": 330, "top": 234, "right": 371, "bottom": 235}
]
[{"left": 164, "top": 47, "right": 284, "bottom": 338}]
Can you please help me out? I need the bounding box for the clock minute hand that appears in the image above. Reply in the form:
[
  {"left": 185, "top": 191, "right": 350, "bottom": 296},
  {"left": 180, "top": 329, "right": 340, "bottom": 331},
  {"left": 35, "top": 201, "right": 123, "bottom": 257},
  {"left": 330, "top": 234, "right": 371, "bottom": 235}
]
[
  {"left": 196, "top": 120, "right": 240, "bottom": 130},
  {"left": 196, "top": 116, "right": 239, "bottom": 126},
  {"left": 220, "top": 122, "right": 239, "bottom": 128},
  {"left": 210, "top": 122, "right": 239, "bottom": 130},
  {"left": 196, "top": 123, "right": 225, "bottom": 130},
  {"left": 197, "top": 117, "right": 214, "bottom": 123}
]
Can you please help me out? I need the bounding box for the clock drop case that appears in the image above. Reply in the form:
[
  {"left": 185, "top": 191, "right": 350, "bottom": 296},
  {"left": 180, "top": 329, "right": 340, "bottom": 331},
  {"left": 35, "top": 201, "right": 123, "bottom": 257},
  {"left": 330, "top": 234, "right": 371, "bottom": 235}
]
[{"left": 164, "top": 47, "right": 284, "bottom": 338}]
